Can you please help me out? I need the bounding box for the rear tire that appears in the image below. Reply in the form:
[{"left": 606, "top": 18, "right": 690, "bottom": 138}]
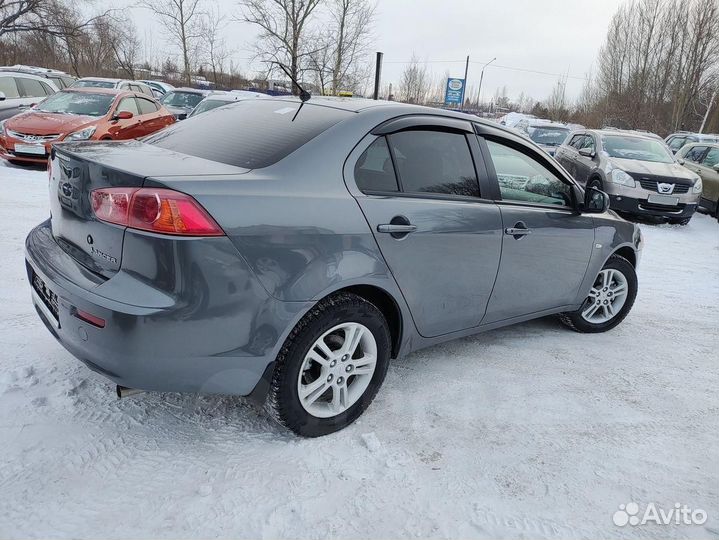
[
  {"left": 559, "top": 254, "right": 637, "bottom": 333},
  {"left": 267, "top": 292, "right": 391, "bottom": 437}
]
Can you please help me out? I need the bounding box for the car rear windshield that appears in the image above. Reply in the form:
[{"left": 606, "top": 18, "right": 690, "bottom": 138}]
[
  {"left": 145, "top": 100, "right": 352, "bottom": 169},
  {"left": 74, "top": 80, "right": 116, "bottom": 89},
  {"left": 527, "top": 126, "right": 569, "bottom": 146},
  {"left": 36, "top": 91, "right": 115, "bottom": 116},
  {"left": 161, "top": 91, "right": 205, "bottom": 109},
  {"left": 601, "top": 135, "right": 674, "bottom": 163}
]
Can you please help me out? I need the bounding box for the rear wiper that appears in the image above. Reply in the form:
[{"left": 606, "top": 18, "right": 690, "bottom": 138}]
[{"left": 271, "top": 61, "right": 311, "bottom": 122}]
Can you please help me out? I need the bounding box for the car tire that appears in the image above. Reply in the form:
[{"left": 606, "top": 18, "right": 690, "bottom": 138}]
[
  {"left": 559, "top": 254, "right": 637, "bottom": 333},
  {"left": 668, "top": 216, "right": 692, "bottom": 225},
  {"left": 267, "top": 292, "right": 391, "bottom": 437}
]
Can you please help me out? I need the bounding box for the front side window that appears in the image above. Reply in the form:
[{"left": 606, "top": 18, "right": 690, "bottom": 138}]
[
  {"left": 702, "top": 147, "right": 719, "bottom": 168},
  {"left": 601, "top": 135, "right": 674, "bottom": 164},
  {"left": 354, "top": 137, "right": 398, "bottom": 193},
  {"left": 0, "top": 76, "right": 21, "bottom": 98},
  {"left": 19, "top": 77, "right": 49, "bottom": 98},
  {"left": 190, "top": 99, "right": 229, "bottom": 116},
  {"left": 486, "top": 139, "right": 572, "bottom": 207},
  {"left": 117, "top": 97, "right": 140, "bottom": 115},
  {"left": 387, "top": 130, "right": 479, "bottom": 197},
  {"left": 35, "top": 91, "right": 115, "bottom": 116},
  {"left": 567, "top": 134, "right": 585, "bottom": 149},
  {"left": 684, "top": 145, "right": 708, "bottom": 163},
  {"left": 579, "top": 135, "right": 596, "bottom": 152}
]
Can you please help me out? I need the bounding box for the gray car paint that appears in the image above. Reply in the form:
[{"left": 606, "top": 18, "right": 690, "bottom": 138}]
[{"left": 25, "top": 98, "right": 641, "bottom": 398}]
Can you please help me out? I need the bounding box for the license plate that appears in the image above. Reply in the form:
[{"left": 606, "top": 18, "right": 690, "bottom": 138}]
[
  {"left": 14, "top": 143, "right": 46, "bottom": 156},
  {"left": 31, "top": 272, "right": 59, "bottom": 326},
  {"left": 647, "top": 194, "right": 679, "bottom": 206}
]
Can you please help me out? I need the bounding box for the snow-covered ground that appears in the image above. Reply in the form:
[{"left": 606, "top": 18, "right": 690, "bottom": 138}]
[{"left": 0, "top": 159, "right": 717, "bottom": 539}]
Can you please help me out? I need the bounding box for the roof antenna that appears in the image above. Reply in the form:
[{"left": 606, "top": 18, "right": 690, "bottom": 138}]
[{"left": 271, "top": 61, "right": 311, "bottom": 121}]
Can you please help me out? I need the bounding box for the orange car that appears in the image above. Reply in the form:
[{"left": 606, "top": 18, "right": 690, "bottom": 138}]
[{"left": 0, "top": 87, "right": 175, "bottom": 165}]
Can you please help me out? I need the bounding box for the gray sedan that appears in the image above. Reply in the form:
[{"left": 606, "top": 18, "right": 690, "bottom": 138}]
[{"left": 26, "top": 98, "right": 642, "bottom": 436}]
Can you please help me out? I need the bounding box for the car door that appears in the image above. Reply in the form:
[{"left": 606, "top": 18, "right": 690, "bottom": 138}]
[
  {"left": 0, "top": 76, "right": 23, "bottom": 120},
  {"left": 573, "top": 133, "right": 597, "bottom": 184},
  {"left": 477, "top": 128, "right": 595, "bottom": 324},
  {"left": 696, "top": 147, "right": 719, "bottom": 208},
  {"left": 347, "top": 117, "right": 503, "bottom": 338},
  {"left": 107, "top": 96, "right": 143, "bottom": 139},
  {"left": 135, "top": 96, "right": 166, "bottom": 135},
  {"left": 555, "top": 133, "right": 585, "bottom": 179}
]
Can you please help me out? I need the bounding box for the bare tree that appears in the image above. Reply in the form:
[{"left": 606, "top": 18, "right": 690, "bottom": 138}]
[
  {"left": 1, "top": 0, "right": 112, "bottom": 39},
  {"left": 140, "top": 0, "right": 205, "bottom": 85},
  {"left": 236, "top": 0, "right": 322, "bottom": 95},
  {"left": 398, "top": 54, "right": 430, "bottom": 104},
  {"left": 200, "top": 2, "right": 231, "bottom": 86}
]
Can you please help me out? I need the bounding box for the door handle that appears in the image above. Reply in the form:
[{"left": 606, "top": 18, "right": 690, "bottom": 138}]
[
  {"left": 505, "top": 221, "right": 532, "bottom": 239},
  {"left": 377, "top": 224, "right": 417, "bottom": 234}
]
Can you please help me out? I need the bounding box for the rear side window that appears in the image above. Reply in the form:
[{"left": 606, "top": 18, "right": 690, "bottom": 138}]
[
  {"left": 137, "top": 97, "right": 159, "bottom": 114},
  {"left": 145, "top": 100, "right": 351, "bottom": 169},
  {"left": 18, "top": 77, "right": 49, "bottom": 97},
  {"left": 702, "top": 148, "right": 719, "bottom": 168},
  {"left": 0, "top": 76, "right": 20, "bottom": 98},
  {"left": 354, "top": 137, "right": 398, "bottom": 193},
  {"left": 684, "top": 145, "right": 708, "bottom": 163},
  {"left": 387, "top": 130, "right": 479, "bottom": 197},
  {"left": 668, "top": 136, "right": 687, "bottom": 151}
]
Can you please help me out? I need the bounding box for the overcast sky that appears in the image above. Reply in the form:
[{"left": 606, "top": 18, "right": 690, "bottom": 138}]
[{"left": 124, "top": 0, "right": 626, "bottom": 102}]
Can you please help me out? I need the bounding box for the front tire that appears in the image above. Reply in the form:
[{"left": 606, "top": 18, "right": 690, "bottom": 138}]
[
  {"left": 267, "top": 292, "right": 391, "bottom": 437},
  {"left": 559, "top": 254, "right": 637, "bottom": 333}
]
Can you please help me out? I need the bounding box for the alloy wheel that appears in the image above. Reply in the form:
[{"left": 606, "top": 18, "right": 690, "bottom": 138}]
[
  {"left": 581, "top": 268, "right": 629, "bottom": 324},
  {"left": 297, "top": 322, "right": 377, "bottom": 418}
]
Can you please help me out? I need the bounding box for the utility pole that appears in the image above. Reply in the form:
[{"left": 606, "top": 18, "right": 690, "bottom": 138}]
[
  {"left": 373, "top": 52, "right": 383, "bottom": 100},
  {"left": 699, "top": 86, "right": 718, "bottom": 133},
  {"left": 461, "top": 55, "right": 469, "bottom": 108},
  {"left": 477, "top": 57, "right": 496, "bottom": 109}
]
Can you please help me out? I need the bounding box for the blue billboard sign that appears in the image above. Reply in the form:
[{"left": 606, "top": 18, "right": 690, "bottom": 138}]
[{"left": 445, "top": 78, "right": 465, "bottom": 105}]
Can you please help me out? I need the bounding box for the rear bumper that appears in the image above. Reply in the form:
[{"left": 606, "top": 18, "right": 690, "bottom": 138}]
[
  {"left": 608, "top": 194, "right": 698, "bottom": 219},
  {"left": 25, "top": 220, "right": 310, "bottom": 396}
]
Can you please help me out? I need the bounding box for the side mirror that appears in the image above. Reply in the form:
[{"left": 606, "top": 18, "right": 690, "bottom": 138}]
[
  {"left": 578, "top": 148, "right": 595, "bottom": 159},
  {"left": 0, "top": 91, "right": 5, "bottom": 101},
  {"left": 677, "top": 158, "right": 685, "bottom": 165},
  {"left": 113, "top": 110, "right": 133, "bottom": 121},
  {"left": 177, "top": 113, "right": 187, "bottom": 120},
  {"left": 584, "top": 186, "right": 610, "bottom": 213},
  {"left": 713, "top": 164, "right": 719, "bottom": 172}
]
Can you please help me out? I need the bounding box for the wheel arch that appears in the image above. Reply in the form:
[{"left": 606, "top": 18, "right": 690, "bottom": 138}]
[
  {"left": 612, "top": 245, "right": 636, "bottom": 267},
  {"left": 334, "top": 284, "right": 403, "bottom": 359}
]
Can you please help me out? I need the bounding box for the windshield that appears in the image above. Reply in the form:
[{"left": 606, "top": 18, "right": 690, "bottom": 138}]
[
  {"left": 161, "top": 91, "right": 204, "bottom": 109},
  {"left": 190, "top": 99, "right": 229, "bottom": 116},
  {"left": 35, "top": 91, "right": 115, "bottom": 116},
  {"left": 602, "top": 135, "right": 674, "bottom": 163},
  {"left": 527, "top": 126, "right": 569, "bottom": 146},
  {"left": 74, "top": 80, "right": 116, "bottom": 89}
]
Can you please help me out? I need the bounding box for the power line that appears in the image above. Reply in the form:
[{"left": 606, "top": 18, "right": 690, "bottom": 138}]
[{"left": 382, "top": 58, "right": 588, "bottom": 80}]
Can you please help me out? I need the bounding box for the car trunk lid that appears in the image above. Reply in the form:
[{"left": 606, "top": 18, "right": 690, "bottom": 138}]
[{"left": 49, "top": 141, "right": 249, "bottom": 278}]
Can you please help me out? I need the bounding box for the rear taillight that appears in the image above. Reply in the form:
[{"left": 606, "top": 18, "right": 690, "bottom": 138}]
[{"left": 90, "top": 188, "right": 224, "bottom": 236}]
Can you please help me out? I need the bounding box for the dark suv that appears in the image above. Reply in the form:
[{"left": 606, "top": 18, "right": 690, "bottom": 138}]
[{"left": 555, "top": 129, "right": 702, "bottom": 224}]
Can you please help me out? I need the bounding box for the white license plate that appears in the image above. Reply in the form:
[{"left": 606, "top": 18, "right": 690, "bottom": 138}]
[
  {"left": 14, "top": 143, "right": 46, "bottom": 155},
  {"left": 647, "top": 194, "right": 679, "bottom": 206}
]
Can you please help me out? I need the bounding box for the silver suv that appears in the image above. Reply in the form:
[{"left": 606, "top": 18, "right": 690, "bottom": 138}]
[
  {"left": 0, "top": 71, "right": 59, "bottom": 121},
  {"left": 555, "top": 129, "right": 702, "bottom": 225}
]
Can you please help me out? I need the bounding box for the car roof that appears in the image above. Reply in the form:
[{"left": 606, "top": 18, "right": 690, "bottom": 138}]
[
  {"left": 169, "top": 87, "right": 211, "bottom": 94},
  {"left": 62, "top": 87, "right": 135, "bottom": 97},
  {"left": 590, "top": 128, "right": 661, "bottom": 140},
  {"left": 0, "top": 70, "right": 59, "bottom": 82}
]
